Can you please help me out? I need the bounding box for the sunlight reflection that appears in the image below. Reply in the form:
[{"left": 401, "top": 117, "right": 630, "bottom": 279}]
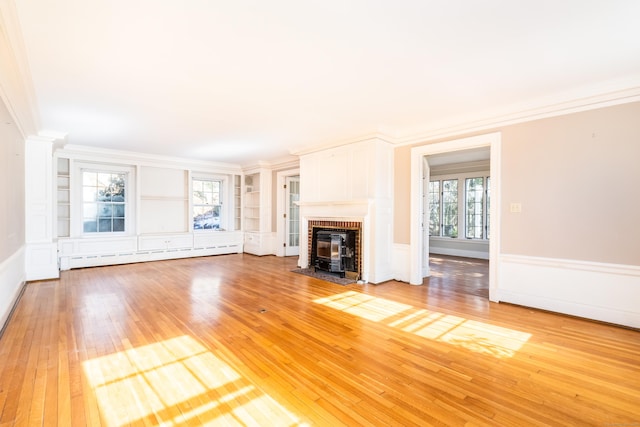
[
  {"left": 313, "top": 292, "right": 531, "bottom": 358},
  {"left": 83, "top": 335, "right": 304, "bottom": 426},
  {"left": 314, "top": 291, "right": 413, "bottom": 322},
  {"left": 190, "top": 277, "right": 222, "bottom": 321}
]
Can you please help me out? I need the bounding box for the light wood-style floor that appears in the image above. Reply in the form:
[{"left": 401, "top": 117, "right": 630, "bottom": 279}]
[{"left": 1, "top": 254, "right": 639, "bottom": 426}]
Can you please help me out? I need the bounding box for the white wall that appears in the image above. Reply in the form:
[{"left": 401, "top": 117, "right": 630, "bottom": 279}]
[{"left": 0, "top": 99, "right": 26, "bottom": 329}]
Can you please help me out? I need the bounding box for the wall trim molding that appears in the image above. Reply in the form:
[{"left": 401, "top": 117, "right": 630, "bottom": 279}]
[
  {"left": 0, "top": 246, "right": 26, "bottom": 333},
  {"left": 497, "top": 253, "right": 640, "bottom": 329},
  {"left": 500, "top": 254, "right": 640, "bottom": 278}
]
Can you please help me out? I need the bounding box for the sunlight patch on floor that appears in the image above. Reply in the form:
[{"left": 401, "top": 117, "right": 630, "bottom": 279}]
[
  {"left": 313, "top": 291, "right": 531, "bottom": 358},
  {"left": 82, "top": 335, "right": 305, "bottom": 426},
  {"left": 314, "top": 291, "right": 413, "bottom": 322}
]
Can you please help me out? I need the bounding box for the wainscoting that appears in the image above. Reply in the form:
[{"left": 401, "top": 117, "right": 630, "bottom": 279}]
[
  {"left": 498, "top": 254, "right": 640, "bottom": 329},
  {"left": 58, "top": 231, "right": 243, "bottom": 270},
  {"left": 0, "top": 247, "right": 25, "bottom": 332}
]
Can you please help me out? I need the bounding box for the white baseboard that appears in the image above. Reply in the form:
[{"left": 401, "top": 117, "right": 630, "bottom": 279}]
[
  {"left": 0, "top": 247, "right": 26, "bottom": 332},
  {"left": 497, "top": 254, "right": 640, "bottom": 329},
  {"left": 61, "top": 245, "right": 243, "bottom": 270},
  {"left": 429, "top": 247, "right": 490, "bottom": 260}
]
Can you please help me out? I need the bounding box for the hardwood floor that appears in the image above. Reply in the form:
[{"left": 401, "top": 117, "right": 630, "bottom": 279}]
[{"left": 1, "top": 254, "right": 639, "bottom": 426}]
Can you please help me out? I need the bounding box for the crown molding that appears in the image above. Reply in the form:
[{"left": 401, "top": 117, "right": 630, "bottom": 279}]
[
  {"left": 394, "top": 83, "right": 640, "bottom": 147},
  {"left": 290, "top": 133, "right": 396, "bottom": 157},
  {"left": 241, "top": 155, "right": 300, "bottom": 172},
  {"left": 56, "top": 144, "right": 243, "bottom": 173},
  {"left": 0, "top": 0, "right": 40, "bottom": 138},
  {"left": 290, "top": 81, "right": 640, "bottom": 156}
]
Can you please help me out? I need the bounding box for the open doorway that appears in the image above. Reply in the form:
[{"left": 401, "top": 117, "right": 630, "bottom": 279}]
[
  {"left": 409, "top": 133, "right": 501, "bottom": 302},
  {"left": 424, "top": 148, "right": 491, "bottom": 297}
]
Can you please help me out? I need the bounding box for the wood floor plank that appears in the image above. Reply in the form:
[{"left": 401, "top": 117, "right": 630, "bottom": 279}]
[{"left": 1, "top": 253, "right": 639, "bottom": 426}]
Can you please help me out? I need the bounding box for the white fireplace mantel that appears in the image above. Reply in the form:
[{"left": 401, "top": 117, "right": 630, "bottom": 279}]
[
  {"left": 296, "top": 199, "right": 372, "bottom": 219},
  {"left": 298, "top": 197, "right": 394, "bottom": 284},
  {"left": 298, "top": 138, "right": 394, "bottom": 284}
]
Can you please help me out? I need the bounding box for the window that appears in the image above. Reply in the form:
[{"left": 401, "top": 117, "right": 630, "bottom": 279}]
[
  {"left": 428, "top": 181, "right": 440, "bottom": 236},
  {"left": 442, "top": 179, "right": 458, "bottom": 238},
  {"left": 465, "top": 177, "right": 484, "bottom": 239},
  {"left": 192, "top": 179, "right": 222, "bottom": 230},
  {"left": 82, "top": 171, "right": 127, "bottom": 233},
  {"left": 429, "top": 174, "right": 490, "bottom": 240}
]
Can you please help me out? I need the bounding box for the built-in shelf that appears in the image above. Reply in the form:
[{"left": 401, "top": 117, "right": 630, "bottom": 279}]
[
  {"left": 56, "top": 157, "right": 70, "bottom": 237},
  {"left": 234, "top": 175, "right": 241, "bottom": 230},
  {"left": 242, "top": 169, "right": 273, "bottom": 255},
  {"left": 243, "top": 173, "right": 261, "bottom": 233}
]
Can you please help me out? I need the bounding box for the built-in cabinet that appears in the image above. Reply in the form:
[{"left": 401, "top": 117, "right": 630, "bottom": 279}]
[
  {"left": 54, "top": 146, "right": 244, "bottom": 270},
  {"left": 242, "top": 167, "right": 274, "bottom": 255},
  {"left": 139, "top": 166, "right": 189, "bottom": 234}
]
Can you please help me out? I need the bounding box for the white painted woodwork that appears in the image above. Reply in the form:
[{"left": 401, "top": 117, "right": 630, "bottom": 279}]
[
  {"left": 498, "top": 254, "right": 640, "bottom": 329},
  {"left": 0, "top": 247, "right": 25, "bottom": 330},
  {"left": 243, "top": 167, "right": 273, "bottom": 255},
  {"left": 410, "top": 132, "right": 502, "bottom": 287},
  {"left": 299, "top": 137, "right": 394, "bottom": 283},
  {"left": 24, "top": 136, "right": 58, "bottom": 280},
  {"left": 58, "top": 231, "right": 242, "bottom": 270},
  {"left": 138, "top": 234, "right": 193, "bottom": 251},
  {"left": 275, "top": 169, "right": 301, "bottom": 258},
  {"left": 50, "top": 145, "right": 244, "bottom": 270}
]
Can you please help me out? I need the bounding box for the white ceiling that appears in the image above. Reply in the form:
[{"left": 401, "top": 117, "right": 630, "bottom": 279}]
[{"left": 12, "top": 0, "right": 640, "bottom": 165}]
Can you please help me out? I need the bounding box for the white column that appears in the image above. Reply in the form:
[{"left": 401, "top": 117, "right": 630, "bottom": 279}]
[{"left": 25, "top": 136, "right": 59, "bottom": 280}]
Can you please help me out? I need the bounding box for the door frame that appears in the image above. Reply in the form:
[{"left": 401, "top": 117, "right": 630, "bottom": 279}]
[
  {"left": 409, "top": 132, "right": 501, "bottom": 302},
  {"left": 275, "top": 168, "right": 300, "bottom": 257}
]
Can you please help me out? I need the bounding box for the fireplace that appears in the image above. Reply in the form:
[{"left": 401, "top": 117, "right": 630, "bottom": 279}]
[{"left": 309, "top": 221, "right": 361, "bottom": 279}]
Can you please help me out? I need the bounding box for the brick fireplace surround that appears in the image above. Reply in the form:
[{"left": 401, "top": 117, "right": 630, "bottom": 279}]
[{"left": 307, "top": 220, "right": 362, "bottom": 279}]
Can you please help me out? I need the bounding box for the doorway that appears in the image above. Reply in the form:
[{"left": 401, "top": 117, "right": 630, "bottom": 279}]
[
  {"left": 409, "top": 132, "right": 501, "bottom": 302},
  {"left": 284, "top": 175, "right": 300, "bottom": 256},
  {"left": 275, "top": 169, "right": 300, "bottom": 257}
]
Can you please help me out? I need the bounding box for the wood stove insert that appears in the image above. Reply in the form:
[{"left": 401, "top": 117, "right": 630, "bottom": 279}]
[{"left": 311, "top": 227, "right": 358, "bottom": 279}]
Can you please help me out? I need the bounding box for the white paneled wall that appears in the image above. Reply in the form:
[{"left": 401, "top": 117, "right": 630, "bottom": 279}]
[
  {"left": 53, "top": 145, "right": 244, "bottom": 271},
  {"left": 25, "top": 136, "right": 59, "bottom": 280},
  {"left": 299, "top": 137, "right": 394, "bottom": 283}
]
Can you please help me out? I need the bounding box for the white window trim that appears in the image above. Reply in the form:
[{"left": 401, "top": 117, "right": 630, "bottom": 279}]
[
  {"left": 430, "top": 171, "right": 490, "bottom": 241},
  {"left": 190, "top": 174, "right": 230, "bottom": 232},
  {"left": 72, "top": 162, "right": 136, "bottom": 237}
]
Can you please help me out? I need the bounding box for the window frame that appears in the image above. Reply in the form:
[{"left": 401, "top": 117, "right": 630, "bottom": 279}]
[
  {"left": 72, "top": 162, "right": 136, "bottom": 237},
  {"left": 429, "top": 171, "right": 490, "bottom": 241},
  {"left": 191, "top": 174, "right": 230, "bottom": 232}
]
